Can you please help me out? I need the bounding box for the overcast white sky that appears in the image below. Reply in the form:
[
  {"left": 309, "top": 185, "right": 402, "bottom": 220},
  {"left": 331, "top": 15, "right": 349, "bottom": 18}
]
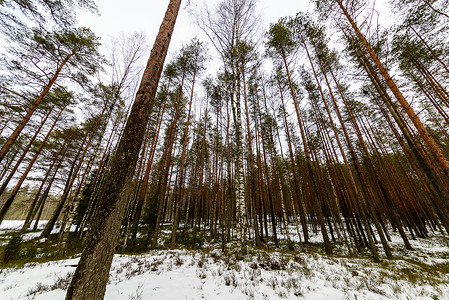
[
  {"left": 77, "top": 0, "right": 314, "bottom": 60},
  {"left": 74, "top": 0, "right": 393, "bottom": 115},
  {"left": 74, "top": 0, "right": 318, "bottom": 116}
]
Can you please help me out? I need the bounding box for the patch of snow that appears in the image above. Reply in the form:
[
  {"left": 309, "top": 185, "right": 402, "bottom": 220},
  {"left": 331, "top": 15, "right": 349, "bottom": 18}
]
[
  {"left": 1, "top": 221, "right": 448, "bottom": 299},
  {"left": 0, "top": 248, "right": 448, "bottom": 300}
]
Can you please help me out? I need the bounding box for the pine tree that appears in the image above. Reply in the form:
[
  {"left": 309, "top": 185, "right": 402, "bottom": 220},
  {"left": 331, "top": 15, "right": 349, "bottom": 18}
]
[{"left": 65, "top": 1, "right": 182, "bottom": 299}]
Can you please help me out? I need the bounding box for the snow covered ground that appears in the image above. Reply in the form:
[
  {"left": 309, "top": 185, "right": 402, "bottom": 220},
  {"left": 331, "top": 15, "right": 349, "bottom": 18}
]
[{"left": 1, "top": 220, "right": 448, "bottom": 300}]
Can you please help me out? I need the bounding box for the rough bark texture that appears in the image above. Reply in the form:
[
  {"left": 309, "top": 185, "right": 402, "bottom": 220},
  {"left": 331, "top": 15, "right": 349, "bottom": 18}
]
[
  {"left": 65, "top": 1, "right": 181, "bottom": 299},
  {"left": 242, "top": 66, "right": 261, "bottom": 247},
  {"left": 229, "top": 54, "right": 247, "bottom": 255}
]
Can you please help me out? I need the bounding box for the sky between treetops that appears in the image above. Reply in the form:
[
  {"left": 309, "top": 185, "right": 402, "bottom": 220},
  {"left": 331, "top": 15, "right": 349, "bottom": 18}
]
[
  {"left": 77, "top": 0, "right": 315, "bottom": 61},
  {"left": 77, "top": 0, "right": 393, "bottom": 70},
  {"left": 76, "top": 0, "right": 391, "bottom": 115}
]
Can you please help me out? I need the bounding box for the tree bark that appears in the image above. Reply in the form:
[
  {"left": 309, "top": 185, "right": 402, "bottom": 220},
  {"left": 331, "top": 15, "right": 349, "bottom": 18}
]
[
  {"left": 66, "top": 1, "right": 181, "bottom": 299},
  {"left": 0, "top": 106, "right": 64, "bottom": 224},
  {"left": 41, "top": 107, "right": 105, "bottom": 239},
  {"left": 0, "top": 52, "right": 74, "bottom": 164},
  {"left": 336, "top": 0, "right": 449, "bottom": 178},
  {"left": 0, "top": 106, "right": 54, "bottom": 197}
]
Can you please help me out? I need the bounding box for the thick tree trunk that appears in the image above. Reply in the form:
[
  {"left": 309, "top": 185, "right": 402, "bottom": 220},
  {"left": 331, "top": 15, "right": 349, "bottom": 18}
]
[
  {"left": 66, "top": 1, "right": 181, "bottom": 299},
  {"left": 230, "top": 69, "right": 248, "bottom": 255}
]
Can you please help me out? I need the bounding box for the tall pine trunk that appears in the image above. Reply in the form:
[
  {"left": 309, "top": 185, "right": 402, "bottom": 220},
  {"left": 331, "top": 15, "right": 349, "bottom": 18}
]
[
  {"left": 0, "top": 106, "right": 64, "bottom": 224},
  {"left": 0, "top": 53, "right": 74, "bottom": 164},
  {"left": 335, "top": 0, "right": 449, "bottom": 178},
  {"left": 0, "top": 106, "right": 54, "bottom": 197},
  {"left": 65, "top": 1, "right": 181, "bottom": 299}
]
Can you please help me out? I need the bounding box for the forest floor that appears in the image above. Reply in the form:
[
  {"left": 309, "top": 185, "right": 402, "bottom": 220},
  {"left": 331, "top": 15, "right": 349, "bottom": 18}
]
[{"left": 0, "top": 220, "right": 449, "bottom": 299}]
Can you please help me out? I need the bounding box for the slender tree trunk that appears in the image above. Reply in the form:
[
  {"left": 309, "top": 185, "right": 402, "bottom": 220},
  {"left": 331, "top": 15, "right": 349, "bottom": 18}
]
[
  {"left": 78, "top": 121, "right": 120, "bottom": 234},
  {"left": 22, "top": 145, "right": 66, "bottom": 230},
  {"left": 336, "top": 0, "right": 449, "bottom": 177},
  {"left": 278, "top": 85, "right": 308, "bottom": 243},
  {"left": 192, "top": 111, "right": 208, "bottom": 247},
  {"left": 32, "top": 154, "right": 65, "bottom": 230},
  {"left": 421, "top": 0, "right": 449, "bottom": 19},
  {"left": 130, "top": 94, "right": 167, "bottom": 244},
  {"left": 41, "top": 107, "right": 105, "bottom": 239},
  {"left": 408, "top": 25, "right": 449, "bottom": 75},
  {"left": 60, "top": 140, "right": 104, "bottom": 246},
  {"left": 0, "top": 106, "right": 54, "bottom": 197},
  {"left": 329, "top": 68, "right": 392, "bottom": 259},
  {"left": 241, "top": 64, "right": 261, "bottom": 247},
  {"left": 171, "top": 64, "right": 197, "bottom": 248},
  {"left": 0, "top": 115, "right": 12, "bottom": 136},
  {"left": 280, "top": 45, "right": 332, "bottom": 254},
  {"left": 255, "top": 90, "right": 278, "bottom": 246},
  {"left": 0, "top": 106, "right": 64, "bottom": 224},
  {"left": 0, "top": 52, "right": 75, "bottom": 164},
  {"left": 0, "top": 149, "right": 19, "bottom": 183},
  {"left": 150, "top": 100, "right": 182, "bottom": 249}
]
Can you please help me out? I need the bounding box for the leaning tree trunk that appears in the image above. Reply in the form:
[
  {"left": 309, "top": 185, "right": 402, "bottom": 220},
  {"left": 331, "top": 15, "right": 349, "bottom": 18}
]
[
  {"left": 0, "top": 52, "right": 74, "bottom": 164},
  {"left": 41, "top": 106, "right": 105, "bottom": 239},
  {"left": 65, "top": 1, "right": 182, "bottom": 299},
  {"left": 335, "top": 0, "right": 449, "bottom": 178},
  {"left": 0, "top": 106, "right": 54, "bottom": 197},
  {"left": 22, "top": 144, "right": 66, "bottom": 230},
  {"left": 0, "top": 106, "right": 64, "bottom": 224}
]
